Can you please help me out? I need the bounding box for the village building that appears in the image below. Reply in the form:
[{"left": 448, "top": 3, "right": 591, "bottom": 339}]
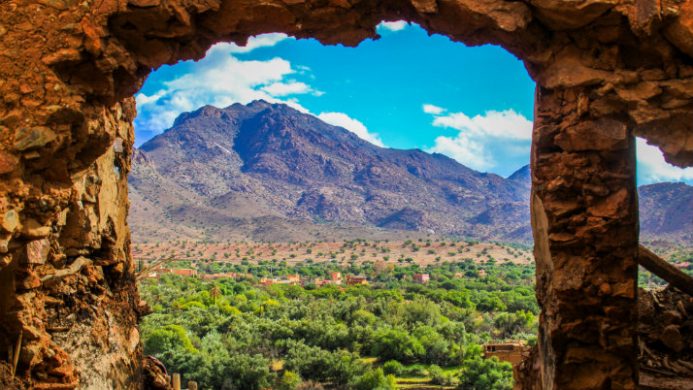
[
  {"left": 483, "top": 342, "right": 527, "bottom": 366},
  {"left": 346, "top": 275, "right": 368, "bottom": 286},
  {"left": 286, "top": 274, "right": 301, "bottom": 284},
  {"left": 330, "top": 272, "right": 342, "bottom": 285},
  {"left": 169, "top": 268, "right": 198, "bottom": 277},
  {"left": 413, "top": 273, "right": 430, "bottom": 284}
]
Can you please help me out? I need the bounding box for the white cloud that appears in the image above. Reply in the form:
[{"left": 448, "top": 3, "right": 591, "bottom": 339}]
[
  {"left": 136, "top": 90, "right": 166, "bottom": 106},
  {"left": 430, "top": 134, "right": 493, "bottom": 170},
  {"left": 135, "top": 37, "right": 385, "bottom": 149},
  {"left": 135, "top": 37, "right": 312, "bottom": 136},
  {"left": 378, "top": 21, "right": 408, "bottom": 32},
  {"left": 425, "top": 108, "right": 532, "bottom": 171},
  {"left": 318, "top": 112, "right": 385, "bottom": 147},
  {"left": 423, "top": 104, "right": 445, "bottom": 115},
  {"left": 223, "top": 33, "right": 289, "bottom": 53},
  {"left": 637, "top": 138, "right": 693, "bottom": 185},
  {"left": 432, "top": 109, "right": 532, "bottom": 140},
  {"left": 261, "top": 81, "right": 312, "bottom": 96}
]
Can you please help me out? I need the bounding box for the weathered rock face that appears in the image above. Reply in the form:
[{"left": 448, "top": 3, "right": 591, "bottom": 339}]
[
  {"left": 531, "top": 86, "right": 639, "bottom": 389},
  {"left": 2, "top": 0, "right": 693, "bottom": 388}
]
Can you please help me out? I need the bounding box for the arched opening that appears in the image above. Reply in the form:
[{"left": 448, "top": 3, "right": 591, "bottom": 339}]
[
  {"left": 130, "top": 24, "right": 538, "bottom": 389},
  {"left": 3, "top": 1, "right": 693, "bottom": 389}
]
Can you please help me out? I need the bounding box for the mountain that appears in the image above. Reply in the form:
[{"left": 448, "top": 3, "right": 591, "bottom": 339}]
[
  {"left": 638, "top": 182, "right": 693, "bottom": 242},
  {"left": 129, "top": 101, "right": 531, "bottom": 242},
  {"left": 128, "top": 100, "right": 693, "bottom": 243}
]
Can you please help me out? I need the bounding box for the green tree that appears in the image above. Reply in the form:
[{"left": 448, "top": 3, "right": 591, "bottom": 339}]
[
  {"left": 413, "top": 326, "right": 450, "bottom": 364},
  {"left": 220, "top": 354, "right": 273, "bottom": 390},
  {"left": 277, "top": 370, "right": 301, "bottom": 390},
  {"left": 351, "top": 368, "right": 397, "bottom": 390},
  {"left": 382, "top": 360, "right": 404, "bottom": 376},
  {"left": 370, "top": 328, "right": 424, "bottom": 363},
  {"left": 458, "top": 357, "right": 512, "bottom": 390}
]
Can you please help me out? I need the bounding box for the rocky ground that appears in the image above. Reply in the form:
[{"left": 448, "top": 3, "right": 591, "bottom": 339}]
[
  {"left": 517, "top": 286, "right": 693, "bottom": 389},
  {"left": 638, "top": 287, "right": 693, "bottom": 389}
]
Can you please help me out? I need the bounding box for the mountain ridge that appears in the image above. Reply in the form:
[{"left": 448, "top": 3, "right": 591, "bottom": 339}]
[{"left": 129, "top": 101, "right": 693, "bottom": 243}]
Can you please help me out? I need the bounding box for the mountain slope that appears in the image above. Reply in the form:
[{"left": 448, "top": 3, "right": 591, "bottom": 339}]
[
  {"left": 129, "top": 101, "right": 530, "bottom": 242},
  {"left": 639, "top": 182, "right": 693, "bottom": 242},
  {"left": 129, "top": 100, "right": 693, "bottom": 243}
]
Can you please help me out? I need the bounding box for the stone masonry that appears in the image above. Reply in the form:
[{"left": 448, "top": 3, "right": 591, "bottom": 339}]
[{"left": 2, "top": 0, "right": 693, "bottom": 388}]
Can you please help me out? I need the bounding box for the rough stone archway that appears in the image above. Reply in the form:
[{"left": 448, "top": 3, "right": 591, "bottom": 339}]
[{"left": 2, "top": 0, "right": 693, "bottom": 388}]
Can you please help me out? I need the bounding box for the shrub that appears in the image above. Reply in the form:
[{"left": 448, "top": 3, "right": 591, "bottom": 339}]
[
  {"left": 400, "top": 365, "right": 428, "bottom": 377},
  {"left": 277, "top": 370, "right": 301, "bottom": 390},
  {"left": 351, "top": 368, "right": 396, "bottom": 390},
  {"left": 457, "top": 357, "right": 512, "bottom": 390},
  {"left": 429, "top": 365, "right": 458, "bottom": 386},
  {"left": 382, "top": 360, "right": 404, "bottom": 376}
]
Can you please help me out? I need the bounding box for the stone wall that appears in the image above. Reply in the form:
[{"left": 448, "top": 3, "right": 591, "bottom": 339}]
[
  {"left": 1, "top": 0, "right": 693, "bottom": 388},
  {"left": 531, "top": 86, "right": 639, "bottom": 388}
]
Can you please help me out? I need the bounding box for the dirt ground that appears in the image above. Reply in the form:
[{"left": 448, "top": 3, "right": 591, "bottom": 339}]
[{"left": 132, "top": 238, "right": 535, "bottom": 266}]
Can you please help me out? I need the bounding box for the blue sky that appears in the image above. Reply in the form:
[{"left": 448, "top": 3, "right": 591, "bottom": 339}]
[{"left": 135, "top": 22, "right": 693, "bottom": 184}]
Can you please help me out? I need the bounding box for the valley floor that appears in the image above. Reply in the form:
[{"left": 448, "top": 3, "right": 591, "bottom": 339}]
[
  {"left": 137, "top": 257, "right": 533, "bottom": 389},
  {"left": 132, "top": 238, "right": 534, "bottom": 268}
]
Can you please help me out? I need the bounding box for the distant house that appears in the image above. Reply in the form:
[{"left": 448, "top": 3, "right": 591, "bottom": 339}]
[
  {"left": 478, "top": 269, "right": 487, "bottom": 278},
  {"left": 170, "top": 268, "right": 198, "bottom": 277},
  {"left": 413, "top": 273, "right": 430, "bottom": 284},
  {"left": 346, "top": 275, "right": 368, "bottom": 285},
  {"left": 484, "top": 342, "right": 526, "bottom": 366},
  {"left": 310, "top": 272, "right": 343, "bottom": 287},
  {"left": 453, "top": 272, "right": 464, "bottom": 279},
  {"left": 285, "top": 274, "right": 301, "bottom": 285},
  {"left": 259, "top": 277, "right": 276, "bottom": 286},
  {"left": 330, "top": 272, "right": 343, "bottom": 285}
]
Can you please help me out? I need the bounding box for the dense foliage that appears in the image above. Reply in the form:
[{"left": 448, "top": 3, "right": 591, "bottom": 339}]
[{"left": 139, "top": 260, "right": 536, "bottom": 389}]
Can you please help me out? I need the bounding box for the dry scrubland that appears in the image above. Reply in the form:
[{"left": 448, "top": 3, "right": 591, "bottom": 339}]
[{"left": 132, "top": 238, "right": 534, "bottom": 266}]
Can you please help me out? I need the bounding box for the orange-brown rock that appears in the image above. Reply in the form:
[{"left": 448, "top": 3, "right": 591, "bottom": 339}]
[{"left": 2, "top": 0, "right": 693, "bottom": 388}]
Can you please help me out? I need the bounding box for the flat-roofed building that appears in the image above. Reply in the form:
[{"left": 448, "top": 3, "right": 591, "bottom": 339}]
[
  {"left": 346, "top": 275, "right": 368, "bottom": 285},
  {"left": 330, "top": 272, "right": 342, "bottom": 285},
  {"left": 483, "top": 342, "right": 526, "bottom": 366},
  {"left": 413, "top": 273, "right": 430, "bottom": 284},
  {"left": 170, "top": 268, "right": 198, "bottom": 277}
]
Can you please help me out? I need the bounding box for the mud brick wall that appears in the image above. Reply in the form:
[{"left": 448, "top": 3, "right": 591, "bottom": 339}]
[{"left": 2, "top": 0, "right": 693, "bottom": 388}]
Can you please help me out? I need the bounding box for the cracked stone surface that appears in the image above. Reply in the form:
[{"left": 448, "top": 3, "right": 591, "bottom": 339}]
[{"left": 2, "top": 0, "right": 693, "bottom": 388}]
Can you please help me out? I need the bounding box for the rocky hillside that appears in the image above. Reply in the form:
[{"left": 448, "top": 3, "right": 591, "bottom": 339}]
[
  {"left": 129, "top": 101, "right": 531, "bottom": 242},
  {"left": 639, "top": 182, "right": 693, "bottom": 242},
  {"left": 129, "top": 100, "right": 693, "bottom": 243}
]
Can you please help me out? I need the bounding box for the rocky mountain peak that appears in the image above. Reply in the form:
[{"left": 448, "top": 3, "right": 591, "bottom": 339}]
[{"left": 508, "top": 164, "right": 530, "bottom": 182}]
